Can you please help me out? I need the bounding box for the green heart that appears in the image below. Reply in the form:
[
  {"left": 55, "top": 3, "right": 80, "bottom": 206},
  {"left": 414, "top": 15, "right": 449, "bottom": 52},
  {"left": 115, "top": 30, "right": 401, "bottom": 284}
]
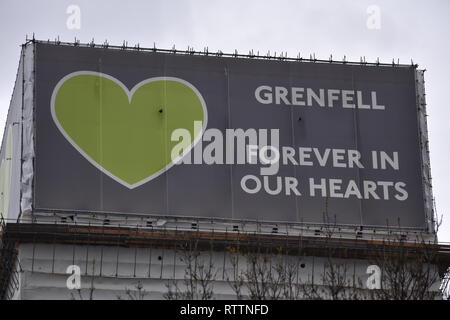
[{"left": 51, "top": 72, "right": 207, "bottom": 189}]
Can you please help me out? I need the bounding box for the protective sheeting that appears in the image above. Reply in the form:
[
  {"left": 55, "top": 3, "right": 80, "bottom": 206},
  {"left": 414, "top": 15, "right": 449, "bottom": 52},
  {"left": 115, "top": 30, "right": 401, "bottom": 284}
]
[
  {"left": 11, "top": 243, "right": 377, "bottom": 300},
  {"left": 0, "top": 43, "right": 30, "bottom": 222},
  {"left": 415, "top": 70, "right": 435, "bottom": 233},
  {"left": 0, "top": 126, "right": 13, "bottom": 218},
  {"left": 12, "top": 243, "right": 445, "bottom": 300},
  {"left": 20, "top": 43, "right": 35, "bottom": 215}
]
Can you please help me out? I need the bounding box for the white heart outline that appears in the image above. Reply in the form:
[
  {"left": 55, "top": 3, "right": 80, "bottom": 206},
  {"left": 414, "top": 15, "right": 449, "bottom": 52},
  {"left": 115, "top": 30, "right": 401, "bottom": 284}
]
[{"left": 50, "top": 71, "right": 208, "bottom": 189}]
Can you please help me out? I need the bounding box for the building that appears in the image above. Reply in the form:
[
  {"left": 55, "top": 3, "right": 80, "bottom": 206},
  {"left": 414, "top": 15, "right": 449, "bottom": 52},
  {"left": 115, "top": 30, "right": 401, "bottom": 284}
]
[{"left": 1, "top": 39, "right": 449, "bottom": 300}]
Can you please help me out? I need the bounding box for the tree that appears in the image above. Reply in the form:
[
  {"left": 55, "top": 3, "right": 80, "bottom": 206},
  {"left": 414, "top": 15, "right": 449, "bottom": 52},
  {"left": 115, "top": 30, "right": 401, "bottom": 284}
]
[
  {"left": 441, "top": 267, "right": 450, "bottom": 300},
  {"left": 368, "top": 236, "right": 442, "bottom": 300},
  {"left": 163, "top": 206, "right": 447, "bottom": 300},
  {"left": 117, "top": 281, "right": 148, "bottom": 300},
  {"left": 164, "top": 239, "right": 216, "bottom": 300},
  {"left": 226, "top": 246, "right": 305, "bottom": 300}
]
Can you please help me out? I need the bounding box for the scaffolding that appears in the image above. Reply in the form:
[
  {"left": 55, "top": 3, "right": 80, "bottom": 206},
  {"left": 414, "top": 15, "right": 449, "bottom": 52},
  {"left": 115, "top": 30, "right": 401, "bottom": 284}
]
[
  {"left": 1, "top": 214, "right": 450, "bottom": 300},
  {"left": 0, "top": 218, "right": 19, "bottom": 300}
]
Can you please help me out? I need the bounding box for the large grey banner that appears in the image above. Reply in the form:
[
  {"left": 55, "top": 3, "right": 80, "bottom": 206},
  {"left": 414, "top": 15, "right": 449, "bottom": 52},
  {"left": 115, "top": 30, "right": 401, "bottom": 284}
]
[{"left": 34, "top": 43, "right": 426, "bottom": 229}]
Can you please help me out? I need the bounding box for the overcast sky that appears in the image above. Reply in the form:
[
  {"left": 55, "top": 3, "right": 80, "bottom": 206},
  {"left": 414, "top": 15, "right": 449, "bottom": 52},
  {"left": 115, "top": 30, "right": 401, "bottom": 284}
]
[{"left": 0, "top": 0, "right": 449, "bottom": 242}]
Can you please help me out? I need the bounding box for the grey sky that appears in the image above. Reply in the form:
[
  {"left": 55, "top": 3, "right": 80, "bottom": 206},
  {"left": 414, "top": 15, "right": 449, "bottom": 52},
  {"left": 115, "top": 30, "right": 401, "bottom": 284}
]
[{"left": 0, "top": 0, "right": 449, "bottom": 242}]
